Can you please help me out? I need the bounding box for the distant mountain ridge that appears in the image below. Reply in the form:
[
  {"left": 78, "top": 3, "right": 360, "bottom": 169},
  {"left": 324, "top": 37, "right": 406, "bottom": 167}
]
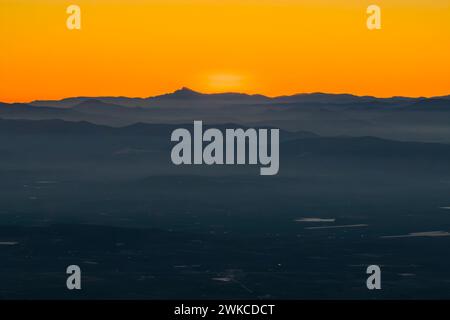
[
  {"left": 28, "top": 87, "right": 450, "bottom": 109},
  {"left": 1, "top": 88, "right": 450, "bottom": 143},
  {"left": 0, "top": 118, "right": 317, "bottom": 140}
]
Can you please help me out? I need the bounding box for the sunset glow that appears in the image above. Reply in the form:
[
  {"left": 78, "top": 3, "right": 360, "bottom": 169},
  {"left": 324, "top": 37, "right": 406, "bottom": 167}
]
[{"left": 1, "top": 0, "right": 449, "bottom": 102}]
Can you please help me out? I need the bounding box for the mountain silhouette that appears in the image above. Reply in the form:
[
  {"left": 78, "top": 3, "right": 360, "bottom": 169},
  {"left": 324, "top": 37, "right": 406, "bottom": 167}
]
[
  {"left": 1, "top": 88, "right": 449, "bottom": 143},
  {"left": 27, "top": 88, "right": 447, "bottom": 108}
]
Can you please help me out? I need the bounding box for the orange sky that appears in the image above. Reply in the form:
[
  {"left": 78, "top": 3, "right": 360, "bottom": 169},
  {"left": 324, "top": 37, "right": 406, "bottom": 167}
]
[{"left": 1, "top": 0, "right": 449, "bottom": 102}]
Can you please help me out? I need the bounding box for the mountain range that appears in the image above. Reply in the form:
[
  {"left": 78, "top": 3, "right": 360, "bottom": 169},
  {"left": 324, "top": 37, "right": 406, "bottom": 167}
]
[
  {"left": 1, "top": 87, "right": 450, "bottom": 143},
  {"left": 27, "top": 87, "right": 450, "bottom": 108}
]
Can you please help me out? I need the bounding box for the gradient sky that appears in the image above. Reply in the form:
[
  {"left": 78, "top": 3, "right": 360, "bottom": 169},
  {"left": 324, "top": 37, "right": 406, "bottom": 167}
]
[{"left": 1, "top": 0, "right": 449, "bottom": 102}]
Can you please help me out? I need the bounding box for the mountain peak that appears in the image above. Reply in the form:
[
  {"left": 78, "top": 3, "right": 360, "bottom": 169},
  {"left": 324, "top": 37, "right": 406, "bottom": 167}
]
[
  {"left": 172, "top": 87, "right": 202, "bottom": 96},
  {"left": 149, "top": 87, "right": 203, "bottom": 100}
]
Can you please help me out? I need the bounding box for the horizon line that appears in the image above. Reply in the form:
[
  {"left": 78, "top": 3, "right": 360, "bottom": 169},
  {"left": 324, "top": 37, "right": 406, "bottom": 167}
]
[{"left": 2, "top": 87, "right": 450, "bottom": 104}]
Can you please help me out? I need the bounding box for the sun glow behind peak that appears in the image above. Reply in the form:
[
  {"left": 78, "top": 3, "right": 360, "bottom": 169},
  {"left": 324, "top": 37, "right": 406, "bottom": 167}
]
[{"left": 202, "top": 73, "right": 247, "bottom": 93}]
